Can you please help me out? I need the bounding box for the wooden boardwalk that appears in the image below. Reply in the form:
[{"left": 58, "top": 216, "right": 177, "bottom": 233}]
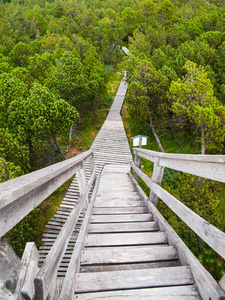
[
  {"left": 38, "top": 73, "right": 132, "bottom": 275},
  {"left": 39, "top": 73, "right": 200, "bottom": 298},
  {"left": 74, "top": 164, "right": 200, "bottom": 299}
]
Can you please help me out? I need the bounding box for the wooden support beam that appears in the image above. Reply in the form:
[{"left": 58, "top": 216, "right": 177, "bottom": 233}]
[
  {"left": 0, "top": 150, "right": 94, "bottom": 237},
  {"left": 131, "top": 163, "right": 225, "bottom": 261},
  {"left": 149, "top": 157, "right": 164, "bottom": 206},
  {"left": 129, "top": 171, "right": 225, "bottom": 300},
  {"left": 59, "top": 175, "right": 100, "bottom": 300},
  {"left": 34, "top": 167, "right": 96, "bottom": 300}
]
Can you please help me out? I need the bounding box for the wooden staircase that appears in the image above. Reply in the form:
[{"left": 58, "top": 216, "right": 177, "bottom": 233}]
[
  {"left": 74, "top": 164, "right": 200, "bottom": 299},
  {"left": 3, "top": 72, "right": 222, "bottom": 299}
]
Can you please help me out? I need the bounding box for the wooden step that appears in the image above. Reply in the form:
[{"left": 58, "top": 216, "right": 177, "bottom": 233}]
[
  {"left": 88, "top": 221, "right": 159, "bottom": 233},
  {"left": 80, "top": 260, "right": 180, "bottom": 273},
  {"left": 85, "top": 232, "right": 167, "bottom": 247},
  {"left": 90, "top": 214, "right": 153, "bottom": 223},
  {"left": 92, "top": 207, "right": 148, "bottom": 214},
  {"left": 81, "top": 245, "right": 178, "bottom": 265},
  {"left": 74, "top": 285, "right": 200, "bottom": 299},
  {"left": 75, "top": 266, "right": 194, "bottom": 293}
]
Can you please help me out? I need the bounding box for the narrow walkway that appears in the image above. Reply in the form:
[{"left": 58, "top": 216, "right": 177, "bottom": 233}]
[
  {"left": 39, "top": 73, "right": 200, "bottom": 298},
  {"left": 74, "top": 165, "right": 199, "bottom": 299},
  {"left": 38, "top": 73, "right": 132, "bottom": 275},
  {"left": 90, "top": 72, "right": 132, "bottom": 173}
]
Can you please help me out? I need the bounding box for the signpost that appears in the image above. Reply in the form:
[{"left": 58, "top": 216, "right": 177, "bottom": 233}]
[{"left": 131, "top": 135, "right": 148, "bottom": 148}]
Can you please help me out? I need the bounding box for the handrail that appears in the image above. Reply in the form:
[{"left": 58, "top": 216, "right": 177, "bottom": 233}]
[
  {"left": 131, "top": 162, "right": 225, "bottom": 260},
  {"left": 131, "top": 148, "right": 225, "bottom": 299},
  {"left": 34, "top": 164, "right": 97, "bottom": 300},
  {"left": 0, "top": 150, "right": 94, "bottom": 237},
  {"left": 133, "top": 148, "right": 225, "bottom": 183}
]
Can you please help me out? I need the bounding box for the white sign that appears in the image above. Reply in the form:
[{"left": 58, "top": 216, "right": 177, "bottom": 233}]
[{"left": 131, "top": 135, "right": 148, "bottom": 147}]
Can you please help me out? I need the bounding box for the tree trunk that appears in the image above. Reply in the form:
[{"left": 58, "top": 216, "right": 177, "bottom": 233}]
[
  {"left": 149, "top": 114, "right": 165, "bottom": 153},
  {"left": 53, "top": 135, "right": 67, "bottom": 160},
  {"left": 201, "top": 127, "right": 205, "bottom": 155},
  {"left": 69, "top": 126, "right": 73, "bottom": 142}
]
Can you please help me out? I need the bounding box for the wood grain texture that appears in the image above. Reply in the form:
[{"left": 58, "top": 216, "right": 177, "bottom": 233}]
[
  {"left": 75, "top": 285, "right": 200, "bottom": 300},
  {"left": 133, "top": 148, "right": 225, "bottom": 183},
  {"left": 88, "top": 221, "right": 159, "bottom": 233},
  {"left": 75, "top": 266, "right": 194, "bottom": 293},
  {"left": 131, "top": 162, "right": 225, "bottom": 261},
  {"left": 81, "top": 246, "right": 178, "bottom": 265},
  {"left": 85, "top": 232, "right": 167, "bottom": 246}
]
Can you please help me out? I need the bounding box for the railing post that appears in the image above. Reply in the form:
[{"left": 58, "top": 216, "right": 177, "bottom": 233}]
[
  {"left": 149, "top": 157, "right": 164, "bottom": 207},
  {"left": 134, "top": 151, "right": 141, "bottom": 182},
  {"left": 77, "top": 163, "right": 87, "bottom": 196},
  {"left": 89, "top": 153, "right": 95, "bottom": 174}
]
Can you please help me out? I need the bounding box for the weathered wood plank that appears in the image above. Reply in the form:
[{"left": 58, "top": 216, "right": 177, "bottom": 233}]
[
  {"left": 0, "top": 150, "right": 94, "bottom": 237},
  {"left": 59, "top": 175, "right": 100, "bottom": 300},
  {"left": 75, "top": 285, "right": 200, "bottom": 300},
  {"left": 92, "top": 207, "right": 147, "bottom": 214},
  {"left": 85, "top": 232, "right": 167, "bottom": 247},
  {"left": 88, "top": 221, "right": 159, "bottom": 233},
  {"left": 94, "top": 199, "right": 144, "bottom": 207},
  {"left": 34, "top": 167, "right": 96, "bottom": 300},
  {"left": 75, "top": 266, "right": 194, "bottom": 293},
  {"left": 14, "top": 242, "right": 39, "bottom": 300},
  {"left": 81, "top": 245, "right": 178, "bottom": 265},
  {"left": 80, "top": 260, "right": 180, "bottom": 273},
  {"left": 131, "top": 163, "right": 225, "bottom": 261},
  {"left": 90, "top": 214, "right": 152, "bottom": 223},
  {"left": 133, "top": 148, "right": 225, "bottom": 183},
  {"left": 129, "top": 173, "right": 225, "bottom": 300}
]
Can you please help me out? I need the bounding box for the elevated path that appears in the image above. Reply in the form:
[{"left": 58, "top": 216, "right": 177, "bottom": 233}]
[
  {"left": 90, "top": 72, "right": 132, "bottom": 172},
  {"left": 39, "top": 73, "right": 200, "bottom": 298},
  {"left": 38, "top": 73, "right": 133, "bottom": 275},
  {"left": 1, "top": 72, "right": 225, "bottom": 300}
]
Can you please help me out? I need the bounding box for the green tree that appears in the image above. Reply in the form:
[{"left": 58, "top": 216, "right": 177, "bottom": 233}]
[
  {"left": 8, "top": 83, "right": 79, "bottom": 159},
  {"left": 0, "top": 128, "right": 30, "bottom": 178},
  {"left": 126, "top": 56, "right": 170, "bottom": 152},
  {"left": 169, "top": 60, "right": 225, "bottom": 154},
  {"left": 28, "top": 52, "right": 54, "bottom": 85},
  {"left": 0, "top": 73, "right": 28, "bottom": 129}
]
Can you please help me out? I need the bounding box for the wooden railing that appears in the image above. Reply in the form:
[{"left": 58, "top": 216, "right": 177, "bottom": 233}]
[
  {"left": 0, "top": 150, "right": 97, "bottom": 299},
  {"left": 131, "top": 148, "right": 225, "bottom": 300}
]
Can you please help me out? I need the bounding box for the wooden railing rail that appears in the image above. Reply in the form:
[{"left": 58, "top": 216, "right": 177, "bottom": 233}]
[
  {"left": 131, "top": 148, "right": 225, "bottom": 299},
  {"left": 133, "top": 148, "right": 225, "bottom": 183},
  {"left": 131, "top": 162, "right": 225, "bottom": 260},
  {"left": 0, "top": 150, "right": 96, "bottom": 299},
  {"left": 0, "top": 150, "right": 94, "bottom": 238},
  {"left": 34, "top": 163, "right": 97, "bottom": 300}
]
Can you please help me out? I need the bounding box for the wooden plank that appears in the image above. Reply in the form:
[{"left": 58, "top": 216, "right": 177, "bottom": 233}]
[
  {"left": 131, "top": 163, "right": 225, "bottom": 261},
  {"left": 94, "top": 199, "right": 143, "bottom": 207},
  {"left": 129, "top": 174, "right": 225, "bottom": 300},
  {"left": 85, "top": 232, "right": 167, "bottom": 247},
  {"left": 81, "top": 245, "right": 178, "bottom": 265},
  {"left": 80, "top": 260, "right": 180, "bottom": 273},
  {"left": 75, "top": 266, "right": 194, "bottom": 293},
  {"left": 75, "top": 286, "right": 200, "bottom": 300},
  {"left": 88, "top": 221, "right": 159, "bottom": 233},
  {"left": 133, "top": 148, "right": 225, "bottom": 183},
  {"left": 59, "top": 175, "right": 100, "bottom": 300},
  {"left": 34, "top": 167, "right": 96, "bottom": 300},
  {"left": 0, "top": 150, "right": 94, "bottom": 237},
  {"left": 92, "top": 207, "right": 147, "bottom": 214},
  {"left": 14, "top": 242, "right": 39, "bottom": 300},
  {"left": 90, "top": 214, "right": 152, "bottom": 223}
]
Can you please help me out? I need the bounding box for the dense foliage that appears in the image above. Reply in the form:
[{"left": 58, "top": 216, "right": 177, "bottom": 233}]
[{"left": 0, "top": 0, "right": 224, "bottom": 281}]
